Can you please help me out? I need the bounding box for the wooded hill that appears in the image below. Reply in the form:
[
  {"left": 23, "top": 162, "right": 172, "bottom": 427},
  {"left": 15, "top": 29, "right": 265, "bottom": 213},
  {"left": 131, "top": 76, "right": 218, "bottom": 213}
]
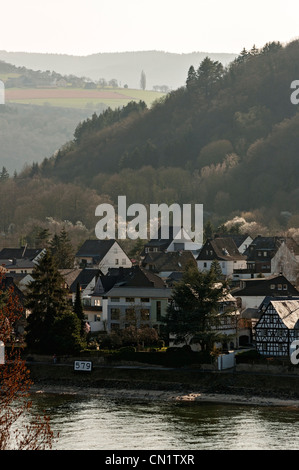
[{"left": 30, "top": 40, "right": 299, "bottom": 226}]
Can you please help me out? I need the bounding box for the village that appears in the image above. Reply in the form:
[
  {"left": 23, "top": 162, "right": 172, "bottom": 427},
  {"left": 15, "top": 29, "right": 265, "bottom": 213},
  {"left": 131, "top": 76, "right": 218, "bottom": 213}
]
[{"left": 1, "top": 225, "right": 299, "bottom": 364}]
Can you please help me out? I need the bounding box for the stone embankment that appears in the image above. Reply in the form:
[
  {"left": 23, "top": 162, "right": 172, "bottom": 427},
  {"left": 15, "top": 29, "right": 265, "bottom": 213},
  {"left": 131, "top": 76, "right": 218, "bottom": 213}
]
[{"left": 26, "top": 356, "right": 299, "bottom": 408}]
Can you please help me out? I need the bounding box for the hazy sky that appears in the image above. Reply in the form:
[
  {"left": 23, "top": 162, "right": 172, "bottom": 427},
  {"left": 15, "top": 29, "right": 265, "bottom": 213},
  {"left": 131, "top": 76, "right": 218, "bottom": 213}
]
[{"left": 1, "top": 0, "right": 298, "bottom": 56}]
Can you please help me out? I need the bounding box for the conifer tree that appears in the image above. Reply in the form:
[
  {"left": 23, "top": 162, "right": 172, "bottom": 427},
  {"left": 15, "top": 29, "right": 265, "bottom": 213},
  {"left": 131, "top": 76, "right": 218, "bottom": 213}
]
[
  {"left": 50, "top": 228, "right": 74, "bottom": 269},
  {"left": 25, "top": 250, "right": 82, "bottom": 354}
]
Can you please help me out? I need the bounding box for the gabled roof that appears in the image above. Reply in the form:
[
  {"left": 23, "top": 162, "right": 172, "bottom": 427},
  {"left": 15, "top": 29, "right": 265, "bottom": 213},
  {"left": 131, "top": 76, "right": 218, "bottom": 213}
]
[
  {"left": 144, "top": 225, "right": 191, "bottom": 248},
  {"left": 121, "top": 266, "right": 166, "bottom": 289},
  {"left": 232, "top": 274, "right": 299, "bottom": 297},
  {"left": 142, "top": 250, "right": 196, "bottom": 272},
  {"left": 197, "top": 237, "right": 246, "bottom": 261},
  {"left": 76, "top": 239, "right": 116, "bottom": 259},
  {"left": 60, "top": 268, "right": 101, "bottom": 292},
  {"left": 267, "top": 300, "right": 299, "bottom": 329},
  {"left": 245, "top": 236, "right": 299, "bottom": 261},
  {"left": 92, "top": 266, "right": 167, "bottom": 297},
  {"left": 215, "top": 234, "right": 252, "bottom": 248},
  {"left": 0, "top": 247, "right": 43, "bottom": 261}
]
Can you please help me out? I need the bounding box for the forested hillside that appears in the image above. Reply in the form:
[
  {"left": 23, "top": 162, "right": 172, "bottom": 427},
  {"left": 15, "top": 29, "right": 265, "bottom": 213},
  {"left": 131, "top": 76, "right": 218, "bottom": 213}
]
[
  {"left": 34, "top": 40, "right": 299, "bottom": 220},
  {"left": 2, "top": 40, "right": 299, "bottom": 250}
]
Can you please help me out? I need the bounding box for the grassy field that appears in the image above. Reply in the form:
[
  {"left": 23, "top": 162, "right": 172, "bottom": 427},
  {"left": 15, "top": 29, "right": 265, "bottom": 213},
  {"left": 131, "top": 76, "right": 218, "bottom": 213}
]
[{"left": 3, "top": 86, "right": 165, "bottom": 109}]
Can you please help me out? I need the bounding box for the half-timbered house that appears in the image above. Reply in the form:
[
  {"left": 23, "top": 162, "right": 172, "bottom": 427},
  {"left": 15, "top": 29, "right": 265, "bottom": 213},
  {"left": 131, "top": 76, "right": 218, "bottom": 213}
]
[{"left": 255, "top": 299, "right": 299, "bottom": 356}]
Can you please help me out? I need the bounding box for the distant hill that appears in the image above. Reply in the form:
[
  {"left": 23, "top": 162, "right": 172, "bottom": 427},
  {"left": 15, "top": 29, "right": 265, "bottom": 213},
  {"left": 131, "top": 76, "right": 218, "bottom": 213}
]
[{"left": 0, "top": 50, "right": 237, "bottom": 90}]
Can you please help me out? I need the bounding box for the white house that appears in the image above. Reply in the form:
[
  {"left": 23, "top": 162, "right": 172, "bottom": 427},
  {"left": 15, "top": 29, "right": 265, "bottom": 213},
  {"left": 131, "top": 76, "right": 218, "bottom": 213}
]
[
  {"left": 142, "top": 225, "right": 202, "bottom": 258},
  {"left": 75, "top": 239, "right": 132, "bottom": 274},
  {"left": 243, "top": 236, "right": 299, "bottom": 282},
  {"left": 197, "top": 237, "right": 247, "bottom": 277}
]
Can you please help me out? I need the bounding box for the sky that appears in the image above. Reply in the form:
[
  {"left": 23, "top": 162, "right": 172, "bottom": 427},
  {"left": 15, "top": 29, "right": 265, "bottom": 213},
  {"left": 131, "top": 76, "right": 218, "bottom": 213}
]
[{"left": 1, "top": 0, "right": 298, "bottom": 56}]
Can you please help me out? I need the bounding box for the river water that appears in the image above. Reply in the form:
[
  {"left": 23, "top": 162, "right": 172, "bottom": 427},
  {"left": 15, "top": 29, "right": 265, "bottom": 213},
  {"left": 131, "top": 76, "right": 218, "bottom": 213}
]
[{"left": 29, "top": 393, "right": 299, "bottom": 450}]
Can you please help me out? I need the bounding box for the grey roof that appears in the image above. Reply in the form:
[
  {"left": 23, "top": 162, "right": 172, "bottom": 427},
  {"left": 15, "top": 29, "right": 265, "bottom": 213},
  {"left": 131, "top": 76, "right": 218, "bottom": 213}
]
[
  {"left": 269, "top": 300, "right": 299, "bottom": 329},
  {"left": 105, "top": 286, "right": 172, "bottom": 298},
  {"left": 232, "top": 274, "right": 299, "bottom": 297},
  {"left": 142, "top": 250, "right": 196, "bottom": 272},
  {"left": 0, "top": 258, "right": 35, "bottom": 269},
  {"left": 245, "top": 236, "right": 299, "bottom": 261},
  {"left": 60, "top": 268, "right": 101, "bottom": 292},
  {"left": 241, "top": 307, "right": 260, "bottom": 320},
  {"left": 215, "top": 234, "right": 252, "bottom": 248},
  {"left": 0, "top": 247, "right": 43, "bottom": 260},
  {"left": 76, "top": 239, "right": 116, "bottom": 259}
]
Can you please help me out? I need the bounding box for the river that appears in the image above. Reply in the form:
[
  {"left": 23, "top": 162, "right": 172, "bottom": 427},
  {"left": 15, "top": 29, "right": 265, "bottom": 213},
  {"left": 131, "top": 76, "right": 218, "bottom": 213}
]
[{"left": 29, "top": 393, "right": 299, "bottom": 450}]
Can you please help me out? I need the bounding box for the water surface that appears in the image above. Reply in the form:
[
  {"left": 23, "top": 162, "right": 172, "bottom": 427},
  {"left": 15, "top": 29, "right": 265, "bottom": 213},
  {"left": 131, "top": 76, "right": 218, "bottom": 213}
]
[{"left": 30, "top": 394, "right": 299, "bottom": 450}]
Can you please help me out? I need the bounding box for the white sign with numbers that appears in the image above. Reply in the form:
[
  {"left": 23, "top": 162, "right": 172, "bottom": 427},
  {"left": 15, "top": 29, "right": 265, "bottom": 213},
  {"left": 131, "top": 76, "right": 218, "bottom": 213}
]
[
  {"left": 0, "top": 341, "right": 4, "bottom": 365},
  {"left": 74, "top": 360, "right": 92, "bottom": 372}
]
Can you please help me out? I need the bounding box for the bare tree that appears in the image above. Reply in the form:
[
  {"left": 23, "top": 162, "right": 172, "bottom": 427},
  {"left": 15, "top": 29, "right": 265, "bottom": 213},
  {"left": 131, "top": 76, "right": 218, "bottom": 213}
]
[{"left": 0, "top": 272, "right": 55, "bottom": 450}]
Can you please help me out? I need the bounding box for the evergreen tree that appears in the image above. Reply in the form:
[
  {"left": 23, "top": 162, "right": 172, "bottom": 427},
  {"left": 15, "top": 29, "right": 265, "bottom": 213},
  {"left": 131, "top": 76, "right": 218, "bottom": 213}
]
[
  {"left": 50, "top": 228, "right": 74, "bottom": 269},
  {"left": 36, "top": 228, "right": 50, "bottom": 248},
  {"left": 25, "top": 250, "right": 82, "bottom": 354},
  {"left": 0, "top": 167, "right": 9, "bottom": 182},
  {"left": 210, "top": 259, "right": 223, "bottom": 280},
  {"left": 196, "top": 57, "right": 224, "bottom": 97},
  {"left": 186, "top": 65, "right": 197, "bottom": 91},
  {"left": 164, "top": 265, "right": 229, "bottom": 351},
  {"left": 73, "top": 282, "right": 85, "bottom": 338},
  {"left": 140, "top": 70, "right": 146, "bottom": 90}
]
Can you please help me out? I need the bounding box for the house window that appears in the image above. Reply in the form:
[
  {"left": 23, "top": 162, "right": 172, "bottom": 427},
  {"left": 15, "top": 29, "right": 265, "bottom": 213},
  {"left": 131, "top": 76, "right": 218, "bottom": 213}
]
[
  {"left": 156, "top": 301, "right": 161, "bottom": 321},
  {"left": 203, "top": 262, "right": 207, "bottom": 268},
  {"left": 111, "top": 308, "right": 120, "bottom": 320},
  {"left": 94, "top": 299, "right": 101, "bottom": 306},
  {"left": 126, "top": 297, "right": 135, "bottom": 303},
  {"left": 122, "top": 258, "right": 126, "bottom": 265},
  {"left": 94, "top": 314, "right": 101, "bottom": 322},
  {"left": 270, "top": 284, "right": 275, "bottom": 290},
  {"left": 115, "top": 259, "right": 119, "bottom": 265},
  {"left": 278, "top": 284, "right": 282, "bottom": 290},
  {"left": 141, "top": 298, "right": 150, "bottom": 303},
  {"left": 125, "top": 308, "right": 135, "bottom": 321},
  {"left": 283, "top": 284, "right": 288, "bottom": 290},
  {"left": 111, "top": 297, "right": 120, "bottom": 302},
  {"left": 263, "top": 251, "right": 267, "bottom": 257},
  {"left": 258, "top": 251, "right": 262, "bottom": 256}
]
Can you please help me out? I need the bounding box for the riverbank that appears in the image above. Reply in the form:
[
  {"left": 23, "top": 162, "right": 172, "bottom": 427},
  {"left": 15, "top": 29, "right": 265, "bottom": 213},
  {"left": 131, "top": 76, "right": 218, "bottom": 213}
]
[
  {"left": 27, "top": 361, "right": 299, "bottom": 409},
  {"left": 29, "top": 383, "right": 299, "bottom": 409}
]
